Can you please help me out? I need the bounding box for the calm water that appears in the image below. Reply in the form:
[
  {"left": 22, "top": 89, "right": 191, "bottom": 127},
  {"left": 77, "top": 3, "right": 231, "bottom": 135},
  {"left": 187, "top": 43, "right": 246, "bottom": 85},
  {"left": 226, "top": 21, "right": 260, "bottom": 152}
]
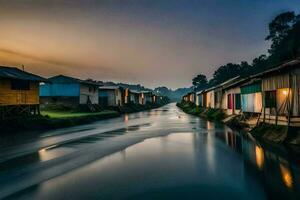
[{"left": 0, "top": 103, "right": 299, "bottom": 199}]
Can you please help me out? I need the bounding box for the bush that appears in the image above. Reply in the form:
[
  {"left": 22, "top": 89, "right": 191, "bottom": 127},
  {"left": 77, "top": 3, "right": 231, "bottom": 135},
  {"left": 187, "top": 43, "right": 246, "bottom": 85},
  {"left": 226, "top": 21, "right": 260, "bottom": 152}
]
[{"left": 204, "top": 108, "right": 225, "bottom": 120}]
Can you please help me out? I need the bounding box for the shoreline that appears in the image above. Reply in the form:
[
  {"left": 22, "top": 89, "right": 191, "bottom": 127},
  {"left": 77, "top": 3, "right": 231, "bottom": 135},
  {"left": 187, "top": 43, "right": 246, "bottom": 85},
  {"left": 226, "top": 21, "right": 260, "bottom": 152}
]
[
  {"left": 176, "top": 101, "right": 300, "bottom": 148},
  {"left": 0, "top": 103, "right": 168, "bottom": 134}
]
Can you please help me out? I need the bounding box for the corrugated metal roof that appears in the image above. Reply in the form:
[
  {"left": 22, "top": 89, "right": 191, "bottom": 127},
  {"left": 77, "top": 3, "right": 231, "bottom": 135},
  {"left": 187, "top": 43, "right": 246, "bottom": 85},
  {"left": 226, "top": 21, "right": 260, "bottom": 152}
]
[
  {"left": 49, "top": 75, "right": 100, "bottom": 86},
  {"left": 251, "top": 59, "right": 300, "bottom": 78},
  {"left": 0, "top": 66, "right": 47, "bottom": 82},
  {"left": 99, "top": 85, "right": 121, "bottom": 90},
  {"left": 130, "top": 90, "right": 141, "bottom": 94}
]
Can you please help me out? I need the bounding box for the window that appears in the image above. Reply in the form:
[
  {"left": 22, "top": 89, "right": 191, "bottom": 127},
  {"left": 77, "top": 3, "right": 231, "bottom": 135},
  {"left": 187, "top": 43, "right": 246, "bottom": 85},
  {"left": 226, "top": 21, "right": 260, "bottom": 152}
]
[
  {"left": 265, "top": 91, "right": 276, "bottom": 108},
  {"left": 235, "top": 94, "right": 241, "bottom": 109},
  {"left": 11, "top": 79, "right": 30, "bottom": 90}
]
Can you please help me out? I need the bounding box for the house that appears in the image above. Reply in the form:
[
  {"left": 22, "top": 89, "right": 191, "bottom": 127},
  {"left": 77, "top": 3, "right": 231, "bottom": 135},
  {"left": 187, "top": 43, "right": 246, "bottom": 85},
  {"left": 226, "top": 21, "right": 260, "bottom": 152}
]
[
  {"left": 99, "top": 86, "right": 124, "bottom": 107},
  {"left": 185, "top": 92, "right": 196, "bottom": 104},
  {"left": 252, "top": 60, "right": 300, "bottom": 126},
  {"left": 182, "top": 94, "right": 189, "bottom": 102},
  {"left": 129, "top": 90, "right": 140, "bottom": 104},
  {"left": 221, "top": 78, "right": 246, "bottom": 116},
  {"left": 139, "top": 91, "right": 152, "bottom": 105},
  {"left": 40, "top": 75, "right": 99, "bottom": 109},
  {"left": 0, "top": 66, "right": 47, "bottom": 118},
  {"left": 196, "top": 76, "right": 240, "bottom": 109}
]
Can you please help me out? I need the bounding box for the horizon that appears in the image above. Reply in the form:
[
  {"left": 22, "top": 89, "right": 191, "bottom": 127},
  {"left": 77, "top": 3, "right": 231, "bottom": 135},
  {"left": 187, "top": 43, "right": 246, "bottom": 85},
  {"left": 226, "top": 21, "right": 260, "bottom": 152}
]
[{"left": 1, "top": 0, "right": 300, "bottom": 89}]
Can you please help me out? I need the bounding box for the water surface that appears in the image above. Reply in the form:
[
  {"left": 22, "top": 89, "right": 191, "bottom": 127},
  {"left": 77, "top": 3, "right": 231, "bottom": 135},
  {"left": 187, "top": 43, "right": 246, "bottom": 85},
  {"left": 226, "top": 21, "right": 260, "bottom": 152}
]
[{"left": 1, "top": 104, "right": 299, "bottom": 199}]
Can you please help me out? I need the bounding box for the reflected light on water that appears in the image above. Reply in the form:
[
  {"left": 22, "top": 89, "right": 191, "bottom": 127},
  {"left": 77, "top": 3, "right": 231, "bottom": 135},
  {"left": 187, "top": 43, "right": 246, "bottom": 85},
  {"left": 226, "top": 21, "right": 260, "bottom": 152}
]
[
  {"left": 279, "top": 164, "right": 293, "bottom": 189},
  {"left": 255, "top": 145, "right": 264, "bottom": 170},
  {"left": 124, "top": 114, "right": 129, "bottom": 123},
  {"left": 206, "top": 121, "right": 214, "bottom": 130},
  {"left": 38, "top": 145, "right": 73, "bottom": 162}
]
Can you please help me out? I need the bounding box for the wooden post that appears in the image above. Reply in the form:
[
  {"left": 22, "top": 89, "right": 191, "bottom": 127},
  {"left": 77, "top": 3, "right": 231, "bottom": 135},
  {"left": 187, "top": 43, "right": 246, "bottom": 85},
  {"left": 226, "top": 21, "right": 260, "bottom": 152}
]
[
  {"left": 37, "top": 105, "right": 40, "bottom": 115},
  {"left": 263, "top": 92, "right": 266, "bottom": 123},
  {"left": 287, "top": 73, "right": 293, "bottom": 127}
]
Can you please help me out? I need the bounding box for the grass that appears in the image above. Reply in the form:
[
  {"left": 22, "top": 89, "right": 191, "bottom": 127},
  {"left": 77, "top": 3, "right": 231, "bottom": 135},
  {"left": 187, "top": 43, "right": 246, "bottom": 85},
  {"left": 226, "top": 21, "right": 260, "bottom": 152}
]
[
  {"left": 0, "top": 110, "right": 121, "bottom": 134},
  {"left": 251, "top": 123, "right": 288, "bottom": 143},
  {"left": 0, "top": 102, "right": 169, "bottom": 134},
  {"left": 41, "top": 110, "right": 118, "bottom": 119},
  {"left": 176, "top": 101, "right": 224, "bottom": 121}
]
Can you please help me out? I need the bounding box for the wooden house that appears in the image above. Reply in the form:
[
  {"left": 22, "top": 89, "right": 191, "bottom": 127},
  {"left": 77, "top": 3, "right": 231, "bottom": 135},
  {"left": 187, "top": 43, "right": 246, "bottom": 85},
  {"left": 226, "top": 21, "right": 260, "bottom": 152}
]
[
  {"left": 221, "top": 78, "right": 246, "bottom": 116},
  {"left": 185, "top": 92, "right": 196, "bottom": 104},
  {"left": 197, "top": 76, "right": 240, "bottom": 109},
  {"left": 129, "top": 90, "right": 140, "bottom": 104},
  {"left": 182, "top": 94, "right": 189, "bottom": 102},
  {"left": 0, "top": 66, "right": 47, "bottom": 118},
  {"left": 99, "top": 86, "right": 124, "bottom": 107},
  {"left": 139, "top": 91, "right": 153, "bottom": 105},
  {"left": 40, "top": 75, "right": 99, "bottom": 109},
  {"left": 252, "top": 60, "right": 300, "bottom": 126}
]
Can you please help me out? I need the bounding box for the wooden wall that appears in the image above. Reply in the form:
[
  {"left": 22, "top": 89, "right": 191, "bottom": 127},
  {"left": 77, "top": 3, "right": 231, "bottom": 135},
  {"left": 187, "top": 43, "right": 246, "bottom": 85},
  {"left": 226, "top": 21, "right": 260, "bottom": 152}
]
[{"left": 0, "top": 79, "right": 39, "bottom": 105}]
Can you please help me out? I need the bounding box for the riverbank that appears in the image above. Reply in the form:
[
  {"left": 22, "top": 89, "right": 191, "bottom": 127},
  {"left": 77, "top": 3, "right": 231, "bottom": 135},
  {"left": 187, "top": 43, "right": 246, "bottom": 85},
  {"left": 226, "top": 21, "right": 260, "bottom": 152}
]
[
  {"left": 0, "top": 103, "right": 167, "bottom": 134},
  {"left": 177, "top": 101, "right": 300, "bottom": 146}
]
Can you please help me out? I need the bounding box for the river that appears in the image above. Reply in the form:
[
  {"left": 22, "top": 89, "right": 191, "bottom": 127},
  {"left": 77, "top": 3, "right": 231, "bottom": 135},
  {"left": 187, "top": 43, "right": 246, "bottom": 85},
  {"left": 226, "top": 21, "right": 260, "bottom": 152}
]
[{"left": 0, "top": 103, "right": 299, "bottom": 199}]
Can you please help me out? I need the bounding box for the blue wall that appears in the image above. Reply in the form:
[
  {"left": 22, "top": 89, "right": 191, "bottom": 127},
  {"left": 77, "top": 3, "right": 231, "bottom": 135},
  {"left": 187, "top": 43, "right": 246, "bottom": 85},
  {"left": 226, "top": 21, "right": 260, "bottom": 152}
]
[{"left": 40, "top": 83, "right": 80, "bottom": 97}]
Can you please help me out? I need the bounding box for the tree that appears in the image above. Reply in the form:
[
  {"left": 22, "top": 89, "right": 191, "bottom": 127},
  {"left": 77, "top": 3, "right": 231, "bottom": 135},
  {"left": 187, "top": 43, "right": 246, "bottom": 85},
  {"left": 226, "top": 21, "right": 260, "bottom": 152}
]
[
  {"left": 209, "top": 63, "right": 242, "bottom": 86},
  {"left": 192, "top": 74, "right": 208, "bottom": 90},
  {"left": 266, "top": 11, "right": 297, "bottom": 54}
]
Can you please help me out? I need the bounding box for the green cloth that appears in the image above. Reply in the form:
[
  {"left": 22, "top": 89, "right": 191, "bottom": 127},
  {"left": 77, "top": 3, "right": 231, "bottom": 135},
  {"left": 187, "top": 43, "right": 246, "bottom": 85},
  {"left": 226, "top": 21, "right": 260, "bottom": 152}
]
[{"left": 241, "top": 83, "right": 261, "bottom": 94}]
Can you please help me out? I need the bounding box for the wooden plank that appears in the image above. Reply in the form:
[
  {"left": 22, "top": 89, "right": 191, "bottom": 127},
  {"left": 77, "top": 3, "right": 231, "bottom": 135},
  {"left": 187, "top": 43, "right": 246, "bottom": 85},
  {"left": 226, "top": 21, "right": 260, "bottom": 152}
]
[{"left": 0, "top": 79, "right": 39, "bottom": 105}]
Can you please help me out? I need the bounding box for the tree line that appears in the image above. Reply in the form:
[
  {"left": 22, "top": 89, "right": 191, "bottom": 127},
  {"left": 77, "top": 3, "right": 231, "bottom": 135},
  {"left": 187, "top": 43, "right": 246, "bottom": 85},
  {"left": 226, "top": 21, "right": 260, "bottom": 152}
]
[{"left": 192, "top": 11, "right": 300, "bottom": 91}]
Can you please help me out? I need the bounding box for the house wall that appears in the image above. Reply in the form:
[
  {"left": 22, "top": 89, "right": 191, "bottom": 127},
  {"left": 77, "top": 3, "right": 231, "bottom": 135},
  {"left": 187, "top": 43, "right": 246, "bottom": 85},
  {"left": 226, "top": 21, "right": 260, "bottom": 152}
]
[
  {"left": 0, "top": 79, "right": 39, "bottom": 105},
  {"left": 262, "top": 69, "right": 300, "bottom": 116},
  {"left": 99, "top": 90, "right": 117, "bottom": 106},
  {"left": 196, "top": 94, "right": 200, "bottom": 106},
  {"left": 130, "top": 93, "right": 139, "bottom": 104},
  {"left": 79, "top": 84, "right": 98, "bottom": 104},
  {"left": 124, "top": 89, "right": 130, "bottom": 104},
  {"left": 214, "top": 89, "right": 223, "bottom": 109},
  {"left": 222, "top": 87, "right": 241, "bottom": 115},
  {"left": 115, "top": 89, "right": 123, "bottom": 106},
  {"left": 40, "top": 83, "right": 80, "bottom": 97},
  {"left": 40, "top": 97, "right": 80, "bottom": 108},
  {"left": 189, "top": 93, "right": 195, "bottom": 103},
  {"left": 145, "top": 94, "right": 152, "bottom": 103},
  {"left": 206, "top": 91, "right": 215, "bottom": 108},
  {"left": 139, "top": 93, "right": 145, "bottom": 105}
]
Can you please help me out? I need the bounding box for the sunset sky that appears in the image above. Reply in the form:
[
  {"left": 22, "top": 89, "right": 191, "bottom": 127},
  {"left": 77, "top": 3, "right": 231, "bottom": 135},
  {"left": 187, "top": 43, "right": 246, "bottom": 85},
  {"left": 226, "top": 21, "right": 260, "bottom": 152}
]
[{"left": 0, "top": 0, "right": 300, "bottom": 89}]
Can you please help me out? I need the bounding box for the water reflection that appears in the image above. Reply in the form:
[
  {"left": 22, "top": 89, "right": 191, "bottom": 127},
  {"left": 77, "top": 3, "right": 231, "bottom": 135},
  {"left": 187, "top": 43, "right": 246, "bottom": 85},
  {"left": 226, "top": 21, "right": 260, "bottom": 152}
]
[
  {"left": 2, "top": 104, "right": 300, "bottom": 200},
  {"left": 217, "top": 127, "right": 299, "bottom": 199},
  {"left": 255, "top": 145, "right": 264, "bottom": 170},
  {"left": 279, "top": 163, "right": 293, "bottom": 189},
  {"left": 124, "top": 114, "right": 129, "bottom": 123}
]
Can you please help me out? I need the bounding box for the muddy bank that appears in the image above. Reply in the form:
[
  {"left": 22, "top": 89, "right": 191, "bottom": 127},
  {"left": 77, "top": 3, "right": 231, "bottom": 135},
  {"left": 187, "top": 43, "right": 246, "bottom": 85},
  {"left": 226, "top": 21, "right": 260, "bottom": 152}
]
[
  {"left": 0, "top": 103, "right": 168, "bottom": 134},
  {"left": 177, "top": 101, "right": 300, "bottom": 146}
]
